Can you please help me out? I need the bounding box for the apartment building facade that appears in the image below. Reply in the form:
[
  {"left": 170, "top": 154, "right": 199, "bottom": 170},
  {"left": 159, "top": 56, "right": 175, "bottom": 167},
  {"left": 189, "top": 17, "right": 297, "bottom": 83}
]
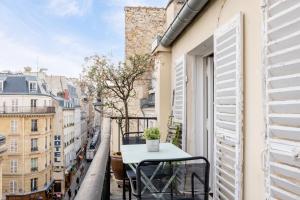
[
  {"left": 149, "top": 0, "right": 300, "bottom": 199},
  {"left": 45, "top": 75, "right": 79, "bottom": 195},
  {"left": 0, "top": 74, "right": 54, "bottom": 199}
]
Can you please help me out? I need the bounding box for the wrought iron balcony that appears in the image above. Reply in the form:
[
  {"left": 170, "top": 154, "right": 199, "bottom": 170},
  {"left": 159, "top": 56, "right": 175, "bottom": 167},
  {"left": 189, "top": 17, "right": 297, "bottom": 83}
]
[
  {"left": 31, "top": 147, "right": 38, "bottom": 152},
  {"left": 31, "top": 167, "right": 38, "bottom": 172},
  {"left": 0, "top": 106, "right": 55, "bottom": 114},
  {"left": 76, "top": 116, "right": 157, "bottom": 200},
  {"left": 0, "top": 135, "right": 6, "bottom": 154}
]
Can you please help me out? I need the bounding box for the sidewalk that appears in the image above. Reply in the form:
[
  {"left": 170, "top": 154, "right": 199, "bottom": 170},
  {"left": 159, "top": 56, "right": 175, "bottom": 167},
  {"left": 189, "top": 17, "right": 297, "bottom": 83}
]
[{"left": 64, "top": 159, "right": 90, "bottom": 200}]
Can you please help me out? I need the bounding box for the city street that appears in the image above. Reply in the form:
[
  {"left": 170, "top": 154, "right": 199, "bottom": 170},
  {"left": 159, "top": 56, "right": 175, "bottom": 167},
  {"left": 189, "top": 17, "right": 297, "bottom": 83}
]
[
  {"left": 63, "top": 159, "right": 91, "bottom": 200},
  {"left": 64, "top": 131, "right": 101, "bottom": 200}
]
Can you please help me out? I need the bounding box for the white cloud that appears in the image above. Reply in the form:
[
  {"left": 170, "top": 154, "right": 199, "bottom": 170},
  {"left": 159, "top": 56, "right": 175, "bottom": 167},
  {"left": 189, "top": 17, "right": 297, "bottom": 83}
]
[
  {"left": 47, "top": 0, "right": 93, "bottom": 16},
  {"left": 0, "top": 32, "right": 84, "bottom": 77}
]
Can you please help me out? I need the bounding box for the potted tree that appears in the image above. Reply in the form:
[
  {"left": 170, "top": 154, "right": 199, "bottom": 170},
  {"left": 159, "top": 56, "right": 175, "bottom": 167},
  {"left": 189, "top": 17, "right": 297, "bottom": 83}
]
[
  {"left": 82, "top": 54, "right": 152, "bottom": 183},
  {"left": 144, "top": 128, "right": 160, "bottom": 152}
]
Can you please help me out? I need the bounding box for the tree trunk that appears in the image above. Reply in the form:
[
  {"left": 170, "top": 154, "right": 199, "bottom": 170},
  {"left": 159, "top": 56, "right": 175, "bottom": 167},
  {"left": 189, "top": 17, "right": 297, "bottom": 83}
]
[{"left": 124, "top": 101, "right": 129, "bottom": 134}]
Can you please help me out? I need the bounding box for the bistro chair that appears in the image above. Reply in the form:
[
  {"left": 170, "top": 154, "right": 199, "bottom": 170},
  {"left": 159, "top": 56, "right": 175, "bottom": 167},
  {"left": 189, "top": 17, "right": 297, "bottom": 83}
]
[
  {"left": 122, "top": 132, "right": 145, "bottom": 145},
  {"left": 122, "top": 124, "right": 182, "bottom": 199},
  {"left": 128, "top": 156, "right": 210, "bottom": 200}
]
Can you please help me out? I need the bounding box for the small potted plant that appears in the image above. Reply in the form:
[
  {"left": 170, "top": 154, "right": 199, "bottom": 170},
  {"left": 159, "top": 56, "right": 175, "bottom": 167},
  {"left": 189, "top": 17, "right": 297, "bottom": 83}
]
[{"left": 144, "top": 127, "right": 160, "bottom": 152}]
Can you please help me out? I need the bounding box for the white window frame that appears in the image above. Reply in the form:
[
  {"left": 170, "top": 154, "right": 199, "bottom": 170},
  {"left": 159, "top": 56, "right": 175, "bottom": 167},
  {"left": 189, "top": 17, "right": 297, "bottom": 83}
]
[
  {"left": 30, "top": 178, "right": 38, "bottom": 191},
  {"left": 10, "top": 119, "right": 17, "bottom": 133},
  {"left": 29, "top": 81, "right": 37, "bottom": 92},
  {"left": 30, "top": 99, "right": 37, "bottom": 107},
  {"left": 10, "top": 139, "right": 17, "bottom": 153},
  {"left": 11, "top": 99, "right": 18, "bottom": 112},
  {"left": 10, "top": 160, "right": 17, "bottom": 173},
  {"left": 9, "top": 180, "right": 17, "bottom": 193},
  {"left": 31, "top": 138, "right": 38, "bottom": 150},
  {"left": 0, "top": 81, "right": 3, "bottom": 92},
  {"left": 31, "top": 119, "right": 38, "bottom": 132},
  {"left": 31, "top": 158, "right": 38, "bottom": 170}
]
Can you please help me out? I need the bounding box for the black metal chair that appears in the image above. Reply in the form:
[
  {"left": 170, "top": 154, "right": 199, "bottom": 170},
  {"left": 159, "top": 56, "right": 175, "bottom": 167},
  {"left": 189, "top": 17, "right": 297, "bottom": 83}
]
[
  {"left": 122, "top": 132, "right": 145, "bottom": 145},
  {"left": 122, "top": 132, "right": 145, "bottom": 200},
  {"left": 128, "top": 156, "right": 210, "bottom": 200}
]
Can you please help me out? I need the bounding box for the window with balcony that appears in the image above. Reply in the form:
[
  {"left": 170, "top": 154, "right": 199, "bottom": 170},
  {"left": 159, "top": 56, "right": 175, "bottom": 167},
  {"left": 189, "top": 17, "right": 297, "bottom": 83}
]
[
  {"left": 30, "top": 178, "right": 38, "bottom": 191},
  {"left": 31, "top": 158, "right": 38, "bottom": 172},
  {"left": 9, "top": 180, "right": 17, "bottom": 193},
  {"left": 10, "top": 160, "right": 17, "bottom": 173},
  {"left": 10, "top": 139, "right": 17, "bottom": 153},
  {"left": 29, "top": 82, "right": 37, "bottom": 93},
  {"left": 31, "top": 138, "right": 38, "bottom": 151},
  {"left": 10, "top": 119, "right": 17, "bottom": 133},
  {"left": 31, "top": 119, "right": 38, "bottom": 132},
  {"left": 11, "top": 99, "right": 18, "bottom": 112},
  {"left": 31, "top": 99, "right": 37, "bottom": 108}
]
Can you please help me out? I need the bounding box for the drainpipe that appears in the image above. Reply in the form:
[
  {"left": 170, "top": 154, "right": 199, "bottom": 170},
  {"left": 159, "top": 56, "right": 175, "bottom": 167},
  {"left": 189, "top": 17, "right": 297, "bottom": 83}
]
[{"left": 160, "top": 0, "right": 208, "bottom": 47}]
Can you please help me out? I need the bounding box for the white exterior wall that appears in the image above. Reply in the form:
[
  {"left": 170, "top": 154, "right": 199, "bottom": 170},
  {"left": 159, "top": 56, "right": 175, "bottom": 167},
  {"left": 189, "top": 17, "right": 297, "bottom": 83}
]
[
  {"left": 74, "top": 107, "right": 81, "bottom": 153},
  {"left": 155, "top": 0, "right": 264, "bottom": 199},
  {"left": 63, "top": 109, "right": 75, "bottom": 168},
  {"left": 0, "top": 95, "right": 52, "bottom": 107}
]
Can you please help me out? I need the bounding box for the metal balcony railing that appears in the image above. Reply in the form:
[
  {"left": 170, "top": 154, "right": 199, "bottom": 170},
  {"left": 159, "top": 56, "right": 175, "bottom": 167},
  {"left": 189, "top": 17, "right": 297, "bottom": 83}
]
[
  {"left": 111, "top": 116, "right": 157, "bottom": 151},
  {"left": 0, "top": 135, "right": 6, "bottom": 145},
  {"left": 0, "top": 106, "right": 55, "bottom": 114},
  {"left": 31, "top": 147, "right": 38, "bottom": 152},
  {"left": 31, "top": 167, "right": 38, "bottom": 172},
  {"left": 76, "top": 116, "right": 157, "bottom": 200}
]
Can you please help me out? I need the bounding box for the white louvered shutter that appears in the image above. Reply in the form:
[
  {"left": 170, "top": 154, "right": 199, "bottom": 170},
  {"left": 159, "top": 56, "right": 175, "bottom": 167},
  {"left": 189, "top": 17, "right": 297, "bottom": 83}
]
[
  {"left": 213, "top": 13, "right": 243, "bottom": 200},
  {"left": 264, "top": 1, "right": 300, "bottom": 199},
  {"left": 173, "top": 56, "right": 186, "bottom": 150}
]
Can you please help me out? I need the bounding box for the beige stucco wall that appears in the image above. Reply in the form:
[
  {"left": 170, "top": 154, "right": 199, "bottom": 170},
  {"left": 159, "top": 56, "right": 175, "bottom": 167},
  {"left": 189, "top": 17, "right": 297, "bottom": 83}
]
[
  {"left": 157, "top": 0, "right": 265, "bottom": 199},
  {"left": 0, "top": 115, "right": 53, "bottom": 195},
  {"left": 154, "top": 50, "right": 172, "bottom": 141}
]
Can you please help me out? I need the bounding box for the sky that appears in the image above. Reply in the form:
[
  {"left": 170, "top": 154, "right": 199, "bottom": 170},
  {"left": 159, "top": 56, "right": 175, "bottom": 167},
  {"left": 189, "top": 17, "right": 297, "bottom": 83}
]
[{"left": 0, "top": 0, "right": 168, "bottom": 77}]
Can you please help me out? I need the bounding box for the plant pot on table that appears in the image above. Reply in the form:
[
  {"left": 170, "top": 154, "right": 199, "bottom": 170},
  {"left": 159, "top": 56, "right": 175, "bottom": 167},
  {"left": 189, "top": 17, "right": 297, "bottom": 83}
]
[{"left": 146, "top": 139, "right": 160, "bottom": 152}]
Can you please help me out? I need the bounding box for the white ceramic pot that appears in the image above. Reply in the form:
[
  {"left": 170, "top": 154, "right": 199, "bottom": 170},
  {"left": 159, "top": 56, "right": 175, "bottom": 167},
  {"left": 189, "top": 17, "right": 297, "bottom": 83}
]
[{"left": 146, "top": 139, "right": 160, "bottom": 152}]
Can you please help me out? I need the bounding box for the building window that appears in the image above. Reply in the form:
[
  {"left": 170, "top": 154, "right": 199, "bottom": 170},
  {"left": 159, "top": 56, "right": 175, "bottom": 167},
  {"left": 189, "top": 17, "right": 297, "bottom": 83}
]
[
  {"left": 11, "top": 99, "right": 18, "bottom": 112},
  {"left": 45, "top": 174, "right": 48, "bottom": 185},
  {"left": 30, "top": 99, "right": 37, "bottom": 108},
  {"left": 0, "top": 81, "right": 3, "bottom": 92},
  {"left": 31, "top": 138, "right": 38, "bottom": 151},
  {"left": 29, "top": 82, "right": 37, "bottom": 92},
  {"left": 30, "top": 178, "right": 38, "bottom": 191},
  {"left": 31, "top": 158, "right": 38, "bottom": 171},
  {"left": 45, "top": 154, "right": 48, "bottom": 167},
  {"left": 45, "top": 118, "right": 48, "bottom": 131},
  {"left": 10, "top": 139, "right": 17, "bottom": 153},
  {"left": 31, "top": 119, "right": 38, "bottom": 132},
  {"left": 10, "top": 120, "right": 17, "bottom": 133},
  {"left": 10, "top": 160, "right": 17, "bottom": 173},
  {"left": 9, "top": 180, "right": 17, "bottom": 193},
  {"left": 45, "top": 136, "right": 48, "bottom": 150}
]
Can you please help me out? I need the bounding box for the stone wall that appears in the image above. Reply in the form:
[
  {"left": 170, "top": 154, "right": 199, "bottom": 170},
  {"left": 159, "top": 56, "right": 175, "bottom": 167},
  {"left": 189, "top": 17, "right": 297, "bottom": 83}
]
[{"left": 125, "top": 6, "right": 166, "bottom": 59}]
